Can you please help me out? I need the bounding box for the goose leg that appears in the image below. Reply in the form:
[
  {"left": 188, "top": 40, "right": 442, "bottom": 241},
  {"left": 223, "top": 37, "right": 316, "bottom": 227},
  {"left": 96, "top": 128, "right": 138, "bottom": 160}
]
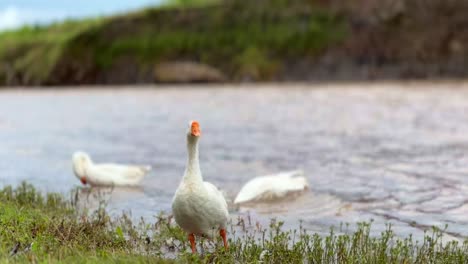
[
  {"left": 220, "top": 229, "right": 228, "bottom": 250},
  {"left": 188, "top": 233, "right": 197, "bottom": 253}
]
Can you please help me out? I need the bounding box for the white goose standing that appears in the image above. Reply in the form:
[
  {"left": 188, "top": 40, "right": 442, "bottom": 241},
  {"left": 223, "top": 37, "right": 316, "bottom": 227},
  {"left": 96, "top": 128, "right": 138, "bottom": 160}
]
[
  {"left": 172, "top": 121, "right": 229, "bottom": 253},
  {"left": 72, "top": 151, "right": 151, "bottom": 187}
]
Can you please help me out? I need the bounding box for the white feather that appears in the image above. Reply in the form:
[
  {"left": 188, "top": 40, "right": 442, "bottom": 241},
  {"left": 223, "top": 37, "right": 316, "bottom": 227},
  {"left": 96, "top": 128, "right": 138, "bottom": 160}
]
[{"left": 234, "top": 170, "right": 309, "bottom": 204}]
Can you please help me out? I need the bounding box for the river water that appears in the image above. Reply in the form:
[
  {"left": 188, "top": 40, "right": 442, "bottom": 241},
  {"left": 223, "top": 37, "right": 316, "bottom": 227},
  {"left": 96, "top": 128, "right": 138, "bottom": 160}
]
[{"left": 1, "top": 82, "right": 468, "bottom": 241}]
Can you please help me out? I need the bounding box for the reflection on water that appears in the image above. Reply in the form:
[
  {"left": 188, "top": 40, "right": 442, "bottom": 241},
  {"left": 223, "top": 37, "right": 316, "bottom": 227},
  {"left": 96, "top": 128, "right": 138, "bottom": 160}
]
[{"left": 1, "top": 82, "right": 468, "bottom": 240}]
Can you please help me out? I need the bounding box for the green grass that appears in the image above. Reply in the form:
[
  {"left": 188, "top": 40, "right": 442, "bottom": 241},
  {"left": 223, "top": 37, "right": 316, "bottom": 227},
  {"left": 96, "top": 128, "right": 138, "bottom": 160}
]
[
  {"left": 0, "top": 182, "right": 467, "bottom": 263},
  {"left": 0, "top": 182, "right": 166, "bottom": 262},
  {"left": 163, "top": 0, "right": 222, "bottom": 8}
]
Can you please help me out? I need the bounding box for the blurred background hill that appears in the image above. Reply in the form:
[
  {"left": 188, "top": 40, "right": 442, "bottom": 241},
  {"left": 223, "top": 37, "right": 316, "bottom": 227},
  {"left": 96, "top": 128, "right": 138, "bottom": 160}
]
[{"left": 0, "top": 0, "right": 467, "bottom": 86}]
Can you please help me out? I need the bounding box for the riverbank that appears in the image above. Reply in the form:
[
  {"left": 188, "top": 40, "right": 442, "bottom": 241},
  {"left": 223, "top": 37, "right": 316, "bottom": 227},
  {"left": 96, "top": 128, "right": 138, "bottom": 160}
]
[
  {"left": 1, "top": 0, "right": 467, "bottom": 86},
  {"left": 0, "top": 183, "right": 466, "bottom": 263}
]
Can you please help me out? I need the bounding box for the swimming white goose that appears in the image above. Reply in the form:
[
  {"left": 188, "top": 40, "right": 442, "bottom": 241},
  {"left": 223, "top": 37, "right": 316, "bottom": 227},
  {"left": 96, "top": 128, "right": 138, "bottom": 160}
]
[
  {"left": 234, "top": 170, "right": 309, "bottom": 204},
  {"left": 172, "top": 121, "right": 229, "bottom": 253},
  {"left": 72, "top": 151, "right": 151, "bottom": 187}
]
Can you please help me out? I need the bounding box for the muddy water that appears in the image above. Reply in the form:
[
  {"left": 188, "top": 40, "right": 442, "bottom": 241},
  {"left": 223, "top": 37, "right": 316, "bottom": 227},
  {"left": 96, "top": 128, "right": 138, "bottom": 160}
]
[{"left": 1, "top": 82, "right": 468, "bottom": 240}]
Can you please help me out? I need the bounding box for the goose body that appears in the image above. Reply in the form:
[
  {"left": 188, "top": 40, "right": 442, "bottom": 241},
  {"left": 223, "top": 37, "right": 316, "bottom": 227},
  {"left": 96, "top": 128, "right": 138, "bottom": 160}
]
[
  {"left": 234, "top": 170, "right": 308, "bottom": 204},
  {"left": 172, "top": 121, "right": 229, "bottom": 253},
  {"left": 72, "top": 151, "right": 151, "bottom": 187}
]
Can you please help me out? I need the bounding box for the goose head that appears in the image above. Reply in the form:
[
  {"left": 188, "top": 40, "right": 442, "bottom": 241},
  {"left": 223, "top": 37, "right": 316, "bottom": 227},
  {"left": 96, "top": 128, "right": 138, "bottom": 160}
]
[
  {"left": 72, "top": 151, "right": 92, "bottom": 185},
  {"left": 187, "top": 120, "right": 201, "bottom": 141}
]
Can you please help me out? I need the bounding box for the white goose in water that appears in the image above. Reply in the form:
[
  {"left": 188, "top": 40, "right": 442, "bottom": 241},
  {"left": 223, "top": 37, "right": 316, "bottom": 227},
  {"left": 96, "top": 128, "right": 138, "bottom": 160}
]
[
  {"left": 72, "top": 151, "right": 151, "bottom": 187},
  {"left": 234, "top": 170, "right": 309, "bottom": 204},
  {"left": 172, "top": 121, "right": 229, "bottom": 253}
]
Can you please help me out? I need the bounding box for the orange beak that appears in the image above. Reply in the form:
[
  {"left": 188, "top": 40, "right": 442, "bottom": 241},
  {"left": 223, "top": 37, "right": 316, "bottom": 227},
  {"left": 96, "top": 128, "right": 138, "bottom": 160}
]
[
  {"left": 191, "top": 121, "right": 201, "bottom": 137},
  {"left": 80, "top": 176, "right": 87, "bottom": 185}
]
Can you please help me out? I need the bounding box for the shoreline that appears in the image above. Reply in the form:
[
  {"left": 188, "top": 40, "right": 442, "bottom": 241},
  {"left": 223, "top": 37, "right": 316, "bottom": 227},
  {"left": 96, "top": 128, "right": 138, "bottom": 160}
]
[{"left": 2, "top": 78, "right": 468, "bottom": 91}]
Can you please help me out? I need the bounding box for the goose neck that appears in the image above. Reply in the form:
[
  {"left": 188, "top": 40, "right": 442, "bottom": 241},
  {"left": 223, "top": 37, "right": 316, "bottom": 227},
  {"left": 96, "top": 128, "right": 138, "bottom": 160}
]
[{"left": 184, "top": 136, "right": 202, "bottom": 182}]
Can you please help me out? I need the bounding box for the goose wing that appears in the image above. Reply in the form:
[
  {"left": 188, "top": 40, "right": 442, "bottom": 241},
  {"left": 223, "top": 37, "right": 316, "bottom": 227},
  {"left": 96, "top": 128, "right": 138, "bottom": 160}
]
[
  {"left": 87, "top": 163, "right": 151, "bottom": 186},
  {"left": 234, "top": 170, "right": 307, "bottom": 204}
]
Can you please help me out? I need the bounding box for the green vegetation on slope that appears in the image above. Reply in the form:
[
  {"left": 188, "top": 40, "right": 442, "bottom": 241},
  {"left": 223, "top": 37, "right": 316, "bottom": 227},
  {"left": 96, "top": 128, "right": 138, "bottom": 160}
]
[
  {"left": 164, "top": 0, "right": 222, "bottom": 8},
  {"left": 0, "top": 19, "right": 104, "bottom": 86},
  {"left": 0, "top": 183, "right": 467, "bottom": 263},
  {"left": 2, "top": 0, "right": 468, "bottom": 85},
  {"left": 0, "top": 0, "right": 346, "bottom": 85}
]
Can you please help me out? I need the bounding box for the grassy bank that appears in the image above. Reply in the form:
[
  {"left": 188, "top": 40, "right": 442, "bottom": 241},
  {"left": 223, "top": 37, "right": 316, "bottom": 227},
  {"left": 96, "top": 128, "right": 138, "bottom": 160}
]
[
  {"left": 0, "top": 0, "right": 345, "bottom": 85},
  {"left": 2, "top": 0, "right": 468, "bottom": 86},
  {"left": 0, "top": 19, "right": 104, "bottom": 86},
  {"left": 0, "top": 183, "right": 467, "bottom": 263}
]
